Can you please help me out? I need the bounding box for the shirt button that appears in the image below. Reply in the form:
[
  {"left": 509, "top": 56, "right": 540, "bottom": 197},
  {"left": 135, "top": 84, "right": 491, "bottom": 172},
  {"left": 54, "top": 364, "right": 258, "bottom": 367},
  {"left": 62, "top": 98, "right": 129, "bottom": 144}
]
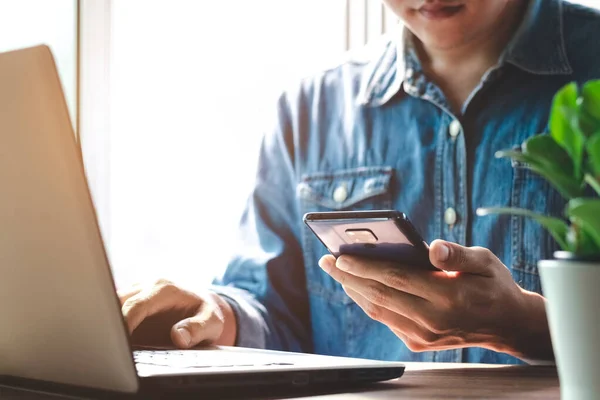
[
  {"left": 449, "top": 119, "right": 462, "bottom": 138},
  {"left": 333, "top": 185, "right": 348, "bottom": 203},
  {"left": 444, "top": 207, "right": 457, "bottom": 226}
]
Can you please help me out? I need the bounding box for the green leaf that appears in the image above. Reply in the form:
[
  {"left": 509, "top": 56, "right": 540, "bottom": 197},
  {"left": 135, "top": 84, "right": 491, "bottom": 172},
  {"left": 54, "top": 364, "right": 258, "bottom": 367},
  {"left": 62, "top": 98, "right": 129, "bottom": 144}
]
[
  {"left": 584, "top": 174, "right": 600, "bottom": 197},
  {"left": 577, "top": 107, "right": 600, "bottom": 137},
  {"left": 587, "top": 132, "right": 600, "bottom": 177},
  {"left": 549, "top": 82, "right": 584, "bottom": 179},
  {"left": 566, "top": 223, "right": 600, "bottom": 255},
  {"left": 495, "top": 148, "right": 583, "bottom": 199},
  {"left": 476, "top": 207, "right": 571, "bottom": 251},
  {"left": 582, "top": 80, "right": 600, "bottom": 121},
  {"left": 523, "top": 134, "right": 574, "bottom": 177},
  {"left": 566, "top": 198, "right": 600, "bottom": 250}
]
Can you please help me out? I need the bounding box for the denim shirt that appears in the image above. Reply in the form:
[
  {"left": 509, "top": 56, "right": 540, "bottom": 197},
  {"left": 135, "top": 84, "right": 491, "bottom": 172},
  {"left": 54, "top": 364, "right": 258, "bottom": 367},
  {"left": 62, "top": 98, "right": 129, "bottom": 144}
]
[{"left": 213, "top": 0, "right": 600, "bottom": 364}]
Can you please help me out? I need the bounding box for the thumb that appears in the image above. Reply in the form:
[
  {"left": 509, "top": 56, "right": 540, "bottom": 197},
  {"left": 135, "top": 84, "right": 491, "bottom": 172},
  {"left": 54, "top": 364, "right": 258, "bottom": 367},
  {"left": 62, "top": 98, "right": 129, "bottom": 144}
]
[
  {"left": 429, "top": 240, "right": 496, "bottom": 276},
  {"left": 171, "top": 306, "right": 224, "bottom": 349}
]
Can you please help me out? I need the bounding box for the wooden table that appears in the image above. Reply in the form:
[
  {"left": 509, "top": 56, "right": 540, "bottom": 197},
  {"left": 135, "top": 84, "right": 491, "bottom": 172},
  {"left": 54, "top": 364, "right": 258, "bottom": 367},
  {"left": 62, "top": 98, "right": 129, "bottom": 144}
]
[
  {"left": 292, "top": 363, "right": 559, "bottom": 400},
  {"left": 0, "top": 362, "right": 560, "bottom": 399}
]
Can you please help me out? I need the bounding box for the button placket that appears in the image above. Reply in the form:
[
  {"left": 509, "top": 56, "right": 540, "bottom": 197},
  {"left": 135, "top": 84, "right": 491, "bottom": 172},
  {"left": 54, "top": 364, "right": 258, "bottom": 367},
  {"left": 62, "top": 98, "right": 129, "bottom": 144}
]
[
  {"left": 441, "top": 115, "right": 466, "bottom": 365},
  {"left": 419, "top": 75, "right": 467, "bottom": 364}
]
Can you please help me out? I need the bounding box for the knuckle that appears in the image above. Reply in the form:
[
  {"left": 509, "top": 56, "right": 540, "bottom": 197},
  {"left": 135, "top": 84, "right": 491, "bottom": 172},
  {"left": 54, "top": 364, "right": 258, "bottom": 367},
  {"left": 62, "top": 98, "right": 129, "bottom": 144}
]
[
  {"left": 473, "top": 246, "right": 495, "bottom": 264},
  {"left": 419, "top": 330, "right": 440, "bottom": 345},
  {"left": 404, "top": 339, "right": 425, "bottom": 352},
  {"left": 427, "top": 316, "right": 450, "bottom": 335},
  {"left": 364, "top": 303, "right": 382, "bottom": 321},
  {"left": 156, "top": 281, "right": 179, "bottom": 295},
  {"left": 383, "top": 268, "right": 409, "bottom": 289},
  {"left": 185, "top": 318, "right": 209, "bottom": 332},
  {"left": 122, "top": 297, "right": 144, "bottom": 316},
  {"left": 367, "top": 284, "right": 389, "bottom": 307},
  {"left": 154, "top": 278, "right": 172, "bottom": 287},
  {"left": 455, "top": 247, "right": 469, "bottom": 266}
]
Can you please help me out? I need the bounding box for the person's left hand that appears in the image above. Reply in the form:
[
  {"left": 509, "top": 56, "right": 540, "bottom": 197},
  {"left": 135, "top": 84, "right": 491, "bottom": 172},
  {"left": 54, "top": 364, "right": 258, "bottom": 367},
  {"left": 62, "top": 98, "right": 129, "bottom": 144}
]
[{"left": 318, "top": 240, "right": 552, "bottom": 360}]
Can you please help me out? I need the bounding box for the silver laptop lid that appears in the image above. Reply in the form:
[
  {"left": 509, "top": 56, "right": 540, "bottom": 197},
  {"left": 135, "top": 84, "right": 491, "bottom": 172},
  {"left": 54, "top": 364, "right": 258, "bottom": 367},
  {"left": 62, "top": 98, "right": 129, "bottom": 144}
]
[{"left": 0, "top": 45, "right": 138, "bottom": 393}]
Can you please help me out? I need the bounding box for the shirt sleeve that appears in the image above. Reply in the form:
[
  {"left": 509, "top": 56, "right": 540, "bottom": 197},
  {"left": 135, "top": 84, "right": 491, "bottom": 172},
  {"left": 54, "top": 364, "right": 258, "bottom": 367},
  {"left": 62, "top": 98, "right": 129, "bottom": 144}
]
[{"left": 211, "top": 91, "right": 312, "bottom": 353}]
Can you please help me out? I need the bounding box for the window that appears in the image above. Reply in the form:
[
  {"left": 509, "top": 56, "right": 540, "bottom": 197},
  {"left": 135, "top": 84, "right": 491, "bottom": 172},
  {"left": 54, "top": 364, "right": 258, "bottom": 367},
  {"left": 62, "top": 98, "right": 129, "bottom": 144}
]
[
  {"left": 0, "top": 0, "right": 77, "bottom": 124},
  {"left": 574, "top": 0, "right": 599, "bottom": 8},
  {"left": 104, "top": 1, "right": 350, "bottom": 287}
]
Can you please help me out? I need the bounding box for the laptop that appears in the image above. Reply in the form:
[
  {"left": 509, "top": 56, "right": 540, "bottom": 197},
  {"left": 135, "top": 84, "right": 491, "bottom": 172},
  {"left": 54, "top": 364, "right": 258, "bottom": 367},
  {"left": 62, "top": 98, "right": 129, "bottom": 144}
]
[{"left": 0, "top": 45, "right": 405, "bottom": 395}]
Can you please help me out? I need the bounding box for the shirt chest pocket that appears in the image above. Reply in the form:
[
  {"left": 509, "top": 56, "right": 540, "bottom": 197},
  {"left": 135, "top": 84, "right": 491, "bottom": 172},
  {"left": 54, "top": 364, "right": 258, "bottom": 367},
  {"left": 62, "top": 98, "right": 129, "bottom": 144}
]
[{"left": 297, "top": 166, "right": 394, "bottom": 304}]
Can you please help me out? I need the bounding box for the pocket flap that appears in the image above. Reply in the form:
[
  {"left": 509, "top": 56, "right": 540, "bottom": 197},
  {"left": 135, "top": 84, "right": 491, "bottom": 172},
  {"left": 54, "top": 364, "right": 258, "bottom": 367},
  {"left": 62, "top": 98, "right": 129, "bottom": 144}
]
[{"left": 297, "top": 166, "right": 393, "bottom": 210}]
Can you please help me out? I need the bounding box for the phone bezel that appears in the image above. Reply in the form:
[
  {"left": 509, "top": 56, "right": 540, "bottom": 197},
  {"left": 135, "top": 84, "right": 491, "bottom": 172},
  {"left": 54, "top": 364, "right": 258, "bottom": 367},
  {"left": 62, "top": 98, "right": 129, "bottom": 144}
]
[{"left": 303, "top": 210, "right": 436, "bottom": 270}]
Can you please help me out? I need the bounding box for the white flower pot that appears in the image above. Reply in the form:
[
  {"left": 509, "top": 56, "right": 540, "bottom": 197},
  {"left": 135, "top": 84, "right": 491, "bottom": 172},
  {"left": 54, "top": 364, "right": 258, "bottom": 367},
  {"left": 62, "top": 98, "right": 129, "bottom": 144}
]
[{"left": 538, "top": 252, "right": 600, "bottom": 400}]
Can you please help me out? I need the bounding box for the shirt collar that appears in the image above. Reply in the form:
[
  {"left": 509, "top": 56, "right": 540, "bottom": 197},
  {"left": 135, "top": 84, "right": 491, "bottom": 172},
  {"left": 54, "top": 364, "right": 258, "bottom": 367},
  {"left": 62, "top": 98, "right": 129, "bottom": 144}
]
[
  {"left": 358, "top": 0, "right": 573, "bottom": 108},
  {"left": 502, "top": 0, "right": 573, "bottom": 75},
  {"left": 356, "top": 25, "right": 406, "bottom": 107}
]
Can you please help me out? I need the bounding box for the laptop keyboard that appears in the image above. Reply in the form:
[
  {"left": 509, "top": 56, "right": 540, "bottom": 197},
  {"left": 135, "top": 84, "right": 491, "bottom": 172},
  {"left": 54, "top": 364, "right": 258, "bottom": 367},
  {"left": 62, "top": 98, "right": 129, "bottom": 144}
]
[{"left": 134, "top": 350, "right": 295, "bottom": 369}]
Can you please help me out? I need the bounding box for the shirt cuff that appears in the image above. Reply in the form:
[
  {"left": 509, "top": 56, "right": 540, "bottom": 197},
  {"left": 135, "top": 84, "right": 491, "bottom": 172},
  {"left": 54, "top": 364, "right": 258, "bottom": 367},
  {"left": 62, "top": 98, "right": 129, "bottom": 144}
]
[{"left": 210, "top": 285, "right": 268, "bottom": 349}]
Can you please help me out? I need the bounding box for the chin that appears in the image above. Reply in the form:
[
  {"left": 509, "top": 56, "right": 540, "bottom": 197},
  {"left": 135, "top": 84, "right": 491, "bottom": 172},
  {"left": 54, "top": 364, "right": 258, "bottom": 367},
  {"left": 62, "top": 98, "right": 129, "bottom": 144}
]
[{"left": 414, "top": 31, "right": 469, "bottom": 51}]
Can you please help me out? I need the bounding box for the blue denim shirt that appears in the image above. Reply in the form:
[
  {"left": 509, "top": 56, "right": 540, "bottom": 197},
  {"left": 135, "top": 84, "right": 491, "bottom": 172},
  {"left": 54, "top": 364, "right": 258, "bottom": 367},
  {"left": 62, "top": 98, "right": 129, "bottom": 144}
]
[{"left": 213, "top": 0, "right": 600, "bottom": 364}]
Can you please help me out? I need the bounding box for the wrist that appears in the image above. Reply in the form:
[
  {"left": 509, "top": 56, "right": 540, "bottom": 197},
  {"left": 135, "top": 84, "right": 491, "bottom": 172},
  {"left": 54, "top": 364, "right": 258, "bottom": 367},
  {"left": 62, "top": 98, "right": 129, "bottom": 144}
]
[{"left": 500, "top": 289, "right": 554, "bottom": 362}]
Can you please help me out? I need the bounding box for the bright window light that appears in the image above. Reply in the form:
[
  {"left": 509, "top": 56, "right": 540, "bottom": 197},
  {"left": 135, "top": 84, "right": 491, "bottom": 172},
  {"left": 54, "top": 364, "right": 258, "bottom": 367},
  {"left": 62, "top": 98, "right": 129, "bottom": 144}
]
[
  {"left": 0, "top": 0, "right": 76, "bottom": 123},
  {"left": 108, "top": 1, "right": 346, "bottom": 288}
]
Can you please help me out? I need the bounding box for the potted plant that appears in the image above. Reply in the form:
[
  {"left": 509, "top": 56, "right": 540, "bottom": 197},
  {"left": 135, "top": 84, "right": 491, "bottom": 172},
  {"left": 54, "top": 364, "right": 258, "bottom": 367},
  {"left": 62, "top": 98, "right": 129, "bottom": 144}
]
[{"left": 477, "top": 80, "right": 600, "bottom": 400}]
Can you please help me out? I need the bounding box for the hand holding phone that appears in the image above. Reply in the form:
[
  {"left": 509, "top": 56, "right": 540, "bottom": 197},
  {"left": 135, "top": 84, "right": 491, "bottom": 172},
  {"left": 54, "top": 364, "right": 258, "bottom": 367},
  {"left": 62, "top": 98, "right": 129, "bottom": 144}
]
[{"left": 303, "top": 210, "right": 438, "bottom": 271}]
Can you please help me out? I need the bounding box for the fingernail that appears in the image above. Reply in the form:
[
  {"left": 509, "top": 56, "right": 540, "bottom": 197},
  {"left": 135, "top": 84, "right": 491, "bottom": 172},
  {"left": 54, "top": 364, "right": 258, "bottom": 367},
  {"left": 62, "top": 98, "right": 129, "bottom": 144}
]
[
  {"left": 435, "top": 243, "right": 449, "bottom": 261},
  {"left": 336, "top": 257, "right": 349, "bottom": 271},
  {"left": 177, "top": 327, "right": 191, "bottom": 347},
  {"left": 318, "top": 257, "right": 332, "bottom": 272}
]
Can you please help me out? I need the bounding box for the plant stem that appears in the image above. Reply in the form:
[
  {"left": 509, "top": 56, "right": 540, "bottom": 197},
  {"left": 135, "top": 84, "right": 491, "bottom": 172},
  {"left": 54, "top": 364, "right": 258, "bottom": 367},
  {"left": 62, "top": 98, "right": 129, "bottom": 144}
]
[{"left": 584, "top": 173, "right": 600, "bottom": 196}]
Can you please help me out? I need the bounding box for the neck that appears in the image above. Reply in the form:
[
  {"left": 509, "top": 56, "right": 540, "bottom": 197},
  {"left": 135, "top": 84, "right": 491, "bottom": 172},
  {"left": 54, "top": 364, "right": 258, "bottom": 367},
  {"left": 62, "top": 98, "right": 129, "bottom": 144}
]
[
  {"left": 414, "top": 1, "right": 528, "bottom": 112},
  {"left": 419, "top": 2, "right": 527, "bottom": 77}
]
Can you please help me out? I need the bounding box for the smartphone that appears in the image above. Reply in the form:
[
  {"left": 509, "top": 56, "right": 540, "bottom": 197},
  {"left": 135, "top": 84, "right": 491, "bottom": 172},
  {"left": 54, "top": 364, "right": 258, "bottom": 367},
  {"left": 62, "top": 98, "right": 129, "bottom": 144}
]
[{"left": 303, "top": 210, "right": 438, "bottom": 271}]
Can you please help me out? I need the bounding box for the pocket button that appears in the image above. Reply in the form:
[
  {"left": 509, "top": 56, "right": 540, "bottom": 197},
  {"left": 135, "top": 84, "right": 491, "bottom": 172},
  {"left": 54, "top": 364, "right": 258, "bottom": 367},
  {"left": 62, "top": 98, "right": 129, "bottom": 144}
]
[
  {"left": 444, "top": 207, "right": 457, "bottom": 226},
  {"left": 298, "top": 182, "right": 312, "bottom": 199},
  {"left": 333, "top": 185, "right": 348, "bottom": 203}
]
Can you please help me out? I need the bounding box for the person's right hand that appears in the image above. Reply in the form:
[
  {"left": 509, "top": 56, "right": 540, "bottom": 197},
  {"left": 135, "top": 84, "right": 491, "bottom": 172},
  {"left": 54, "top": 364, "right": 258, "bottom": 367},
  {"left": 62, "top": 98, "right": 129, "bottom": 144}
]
[{"left": 118, "top": 279, "right": 237, "bottom": 349}]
